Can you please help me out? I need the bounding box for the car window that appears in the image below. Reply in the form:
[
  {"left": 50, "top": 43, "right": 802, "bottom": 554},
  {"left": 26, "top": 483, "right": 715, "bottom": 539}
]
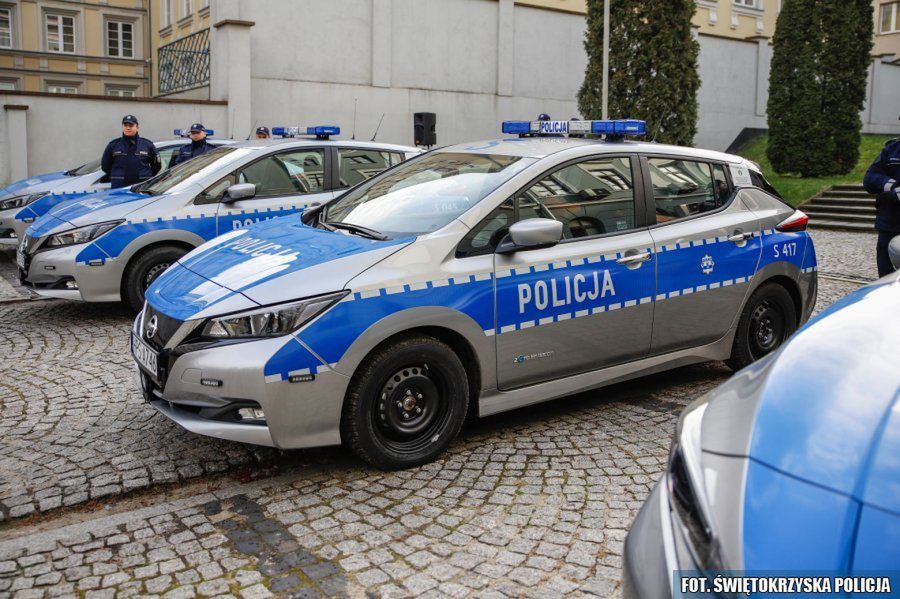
[
  {"left": 322, "top": 152, "right": 535, "bottom": 239},
  {"left": 456, "top": 156, "right": 638, "bottom": 258},
  {"left": 648, "top": 158, "right": 720, "bottom": 224},
  {"left": 711, "top": 163, "right": 732, "bottom": 208},
  {"left": 337, "top": 149, "right": 401, "bottom": 188},
  {"left": 519, "top": 156, "right": 637, "bottom": 239},
  {"left": 237, "top": 149, "right": 325, "bottom": 197},
  {"left": 158, "top": 146, "right": 182, "bottom": 170},
  {"left": 749, "top": 169, "right": 785, "bottom": 200}
]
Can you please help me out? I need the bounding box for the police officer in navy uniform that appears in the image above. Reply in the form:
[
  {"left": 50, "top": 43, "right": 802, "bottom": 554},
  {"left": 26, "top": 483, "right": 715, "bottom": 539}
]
[
  {"left": 101, "top": 115, "right": 161, "bottom": 189},
  {"left": 864, "top": 134, "right": 900, "bottom": 276},
  {"left": 170, "top": 123, "right": 215, "bottom": 168}
]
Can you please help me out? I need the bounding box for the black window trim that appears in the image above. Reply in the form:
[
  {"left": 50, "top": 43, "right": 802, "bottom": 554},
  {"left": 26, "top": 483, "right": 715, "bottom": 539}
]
[{"left": 638, "top": 153, "right": 739, "bottom": 231}]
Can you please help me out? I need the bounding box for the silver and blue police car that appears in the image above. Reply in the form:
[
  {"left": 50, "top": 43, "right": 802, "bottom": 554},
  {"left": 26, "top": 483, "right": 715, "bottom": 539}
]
[
  {"left": 131, "top": 118, "right": 818, "bottom": 470},
  {"left": 0, "top": 133, "right": 231, "bottom": 243},
  {"left": 623, "top": 243, "right": 900, "bottom": 599},
  {"left": 17, "top": 126, "right": 419, "bottom": 312}
]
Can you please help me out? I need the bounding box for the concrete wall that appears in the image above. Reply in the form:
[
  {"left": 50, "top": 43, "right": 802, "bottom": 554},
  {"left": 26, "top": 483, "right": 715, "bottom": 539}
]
[
  {"left": 696, "top": 32, "right": 900, "bottom": 150},
  {"left": 211, "top": 0, "right": 586, "bottom": 146},
  {"left": 0, "top": 93, "right": 227, "bottom": 183}
]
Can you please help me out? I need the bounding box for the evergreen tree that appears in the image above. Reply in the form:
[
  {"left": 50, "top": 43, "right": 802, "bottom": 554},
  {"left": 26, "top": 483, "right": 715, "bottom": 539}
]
[
  {"left": 578, "top": 0, "right": 700, "bottom": 146},
  {"left": 767, "top": 0, "right": 873, "bottom": 176}
]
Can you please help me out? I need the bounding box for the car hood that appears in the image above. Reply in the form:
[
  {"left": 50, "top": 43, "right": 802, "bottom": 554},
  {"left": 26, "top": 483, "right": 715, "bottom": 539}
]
[
  {"left": 0, "top": 171, "right": 69, "bottom": 200},
  {"left": 703, "top": 274, "right": 900, "bottom": 512},
  {"left": 147, "top": 217, "right": 412, "bottom": 321},
  {"left": 28, "top": 187, "right": 162, "bottom": 237}
]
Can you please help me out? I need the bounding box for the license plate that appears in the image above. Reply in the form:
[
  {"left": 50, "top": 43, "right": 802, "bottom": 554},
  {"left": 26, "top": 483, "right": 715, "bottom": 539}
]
[
  {"left": 16, "top": 250, "right": 25, "bottom": 270},
  {"left": 131, "top": 332, "right": 159, "bottom": 379}
]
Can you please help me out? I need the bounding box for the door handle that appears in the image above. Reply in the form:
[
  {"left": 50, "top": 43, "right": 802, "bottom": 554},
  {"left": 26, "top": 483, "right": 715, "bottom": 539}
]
[
  {"left": 616, "top": 252, "right": 652, "bottom": 266},
  {"left": 728, "top": 231, "right": 754, "bottom": 243}
]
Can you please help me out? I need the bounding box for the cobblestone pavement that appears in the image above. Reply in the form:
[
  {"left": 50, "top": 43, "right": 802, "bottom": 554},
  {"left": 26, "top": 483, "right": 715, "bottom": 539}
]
[{"left": 0, "top": 228, "right": 879, "bottom": 597}]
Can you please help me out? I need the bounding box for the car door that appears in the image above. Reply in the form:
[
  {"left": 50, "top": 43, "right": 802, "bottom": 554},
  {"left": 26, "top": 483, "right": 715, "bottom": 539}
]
[
  {"left": 214, "top": 147, "right": 336, "bottom": 234},
  {"left": 465, "top": 154, "right": 655, "bottom": 390},
  {"left": 642, "top": 156, "right": 762, "bottom": 354}
]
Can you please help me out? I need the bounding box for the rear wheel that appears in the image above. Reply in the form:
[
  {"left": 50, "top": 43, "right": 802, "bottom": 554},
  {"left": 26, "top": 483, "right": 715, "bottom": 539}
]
[
  {"left": 341, "top": 335, "right": 469, "bottom": 470},
  {"left": 726, "top": 282, "right": 797, "bottom": 371},
  {"left": 122, "top": 245, "right": 187, "bottom": 313}
]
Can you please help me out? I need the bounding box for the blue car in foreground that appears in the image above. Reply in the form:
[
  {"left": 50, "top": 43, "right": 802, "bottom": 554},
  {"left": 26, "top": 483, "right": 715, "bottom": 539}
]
[{"left": 624, "top": 244, "right": 900, "bottom": 598}]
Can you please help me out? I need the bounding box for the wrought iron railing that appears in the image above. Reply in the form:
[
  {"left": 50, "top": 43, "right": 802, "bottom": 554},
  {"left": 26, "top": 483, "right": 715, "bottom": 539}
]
[{"left": 157, "top": 29, "right": 210, "bottom": 95}]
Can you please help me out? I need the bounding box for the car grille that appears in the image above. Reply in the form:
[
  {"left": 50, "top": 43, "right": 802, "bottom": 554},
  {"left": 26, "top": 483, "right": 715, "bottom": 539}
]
[{"left": 142, "top": 305, "right": 184, "bottom": 350}]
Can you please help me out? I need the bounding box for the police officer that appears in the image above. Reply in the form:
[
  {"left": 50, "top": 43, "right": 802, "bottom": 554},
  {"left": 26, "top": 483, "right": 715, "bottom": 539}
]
[
  {"left": 169, "top": 123, "right": 215, "bottom": 168},
  {"left": 864, "top": 135, "right": 900, "bottom": 276},
  {"left": 255, "top": 126, "right": 271, "bottom": 139},
  {"left": 101, "top": 115, "right": 161, "bottom": 189}
]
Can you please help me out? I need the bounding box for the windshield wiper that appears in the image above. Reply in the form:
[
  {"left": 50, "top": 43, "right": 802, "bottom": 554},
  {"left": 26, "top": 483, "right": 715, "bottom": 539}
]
[{"left": 322, "top": 220, "right": 388, "bottom": 241}]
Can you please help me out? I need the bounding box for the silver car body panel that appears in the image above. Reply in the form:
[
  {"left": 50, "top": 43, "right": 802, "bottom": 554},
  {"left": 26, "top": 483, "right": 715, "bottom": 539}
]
[{"left": 133, "top": 137, "right": 817, "bottom": 451}]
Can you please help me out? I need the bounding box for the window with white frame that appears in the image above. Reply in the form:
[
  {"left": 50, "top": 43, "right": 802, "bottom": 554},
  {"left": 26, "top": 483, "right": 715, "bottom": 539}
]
[
  {"left": 181, "top": 0, "right": 192, "bottom": 18},
  {"left": 881, "top": 2, "right": 900, "bottom": 34},
  {"left": 47, "top": 83, "right": 79, "bottom": 94},
  {"left": 106, "top": 85, "right": 137, "bottom": 97},
  {"left": 161, "top": 0, "right": 173, "bottom": 27},
  {"left": 45, "top": 13, "right": 75, "bottom": 53},
  {"left": 0, "top": 79, "right": 17, "bottom": 91},
  {"left": 734, "top": 0, "right": 761, "bottom": 8},
  {"left": 107, "top": 20, "right": 134, "bottom": 58},
  {"left": 0, "top": 7, "right": 12, "bottom": 49}
]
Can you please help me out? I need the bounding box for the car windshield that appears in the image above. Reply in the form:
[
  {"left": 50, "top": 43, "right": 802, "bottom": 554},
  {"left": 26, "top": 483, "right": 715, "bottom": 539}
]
[
  {"left": 135, "top": 147, "right": 242, "bottom": 196},
  {"left": 322, "top": 152, "right": 535, "bottom": 238},
  {"left": 66, "top": 159, "right": 101, "bottom": 176}
]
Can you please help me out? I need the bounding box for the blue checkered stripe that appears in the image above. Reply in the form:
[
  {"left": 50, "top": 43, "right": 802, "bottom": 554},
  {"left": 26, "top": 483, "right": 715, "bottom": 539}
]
[
  {"left": 74, "top": 204, "right": 305, "bottom": 265},
  {"left": 261, "top": 229, "right": 814, "bottom": 383}
]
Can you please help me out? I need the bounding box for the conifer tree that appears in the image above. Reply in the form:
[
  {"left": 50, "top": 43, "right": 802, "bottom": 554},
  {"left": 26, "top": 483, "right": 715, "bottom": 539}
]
[
  {"left": 578, "top": 0, "right": 700, "bottom": 146},
  {"left": 767, "top": 0, "right": 873, "bottom": 176}
]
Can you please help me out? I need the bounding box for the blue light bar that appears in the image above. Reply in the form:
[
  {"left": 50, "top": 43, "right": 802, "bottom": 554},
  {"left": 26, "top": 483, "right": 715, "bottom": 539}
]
[
  {"left": 590, "top": 120, "right": 646, "bottom": 136},
  {"left": 307, "top": 125, "right": 340, "bottom": 137},
  {"left": 502, "top": 121, "right": 532, "bottom": 135},
  {"left": 501, "top": 119, "right": 646, "bottom": 138},
  {"left": 173, "top": 128, "right": 214, "bottom": 137},
  {"left": 272, "top": 126, "right": 300, "bottom": 137}
]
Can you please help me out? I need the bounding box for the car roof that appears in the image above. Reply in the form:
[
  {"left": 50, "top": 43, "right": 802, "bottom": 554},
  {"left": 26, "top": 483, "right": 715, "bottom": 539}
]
[
  {"left": 228, "top": 138, "right": 421, "bottom": 153},
  {"left": 435, "top": 137, "right": 746, "bottom": 164}
]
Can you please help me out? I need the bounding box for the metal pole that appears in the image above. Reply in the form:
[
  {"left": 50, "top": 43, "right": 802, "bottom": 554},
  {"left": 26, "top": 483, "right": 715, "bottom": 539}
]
[{"left": 602, "top": 0, "right": 610, "bottom": 120}]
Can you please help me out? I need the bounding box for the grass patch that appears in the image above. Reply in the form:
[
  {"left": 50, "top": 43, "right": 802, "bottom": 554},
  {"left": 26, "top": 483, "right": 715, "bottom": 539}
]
[{"left": 733, "top": 134, "right": 894, "bottom": 207}]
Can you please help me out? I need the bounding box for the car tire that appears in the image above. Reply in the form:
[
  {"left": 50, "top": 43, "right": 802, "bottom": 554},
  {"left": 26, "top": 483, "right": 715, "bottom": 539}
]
[
  {"left": 726, "top": 282, "right": 797, "bottom": 371},
  {"left": 341, "top": 334, "right": 469, "bottom": 470},
  {"left": 122, "top": 245, "right": 187, "bottom": 314}
]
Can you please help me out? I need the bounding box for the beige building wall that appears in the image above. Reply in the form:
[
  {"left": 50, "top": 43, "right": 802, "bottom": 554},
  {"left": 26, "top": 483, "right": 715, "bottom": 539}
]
[
  {"left": 0, "top": 0, "right": 149, "bottom": 96},
  {"left": 874, "top": 0, "right": 900, "bottom": 59}
]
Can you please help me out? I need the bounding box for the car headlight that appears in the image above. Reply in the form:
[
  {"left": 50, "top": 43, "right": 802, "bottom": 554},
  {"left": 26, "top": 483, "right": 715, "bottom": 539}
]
[
  {"left": 667, "top": 396, "right": 724, "bottom": 570},
  {"left": 200, "top": 291, "right": 349, "bottom": 339},
  {"left": 45, "top": 220, "right": 123, "bottom": 248},
  {"left": 0, "top": 193, "right": 48, "bottom": 211}
]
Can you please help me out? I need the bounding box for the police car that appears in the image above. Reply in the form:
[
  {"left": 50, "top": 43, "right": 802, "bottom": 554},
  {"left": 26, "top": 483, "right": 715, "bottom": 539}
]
[
  {"left": 17, "top": 127, "right": 419, "bottom": 312},
  {"left": 133, "top": 118, "right": 817, "bottom": 469},
  {"left": 0, "top": 134, "right": 232, "bottom": 243},
  {"left": 623, "top": 245, "right": 900, "bottom": 599}
]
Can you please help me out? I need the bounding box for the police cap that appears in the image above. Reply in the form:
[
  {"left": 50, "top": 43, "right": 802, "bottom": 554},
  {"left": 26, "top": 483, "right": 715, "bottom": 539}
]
[{"left": 122, "top": 114, "right": 138, "bottom": 125}]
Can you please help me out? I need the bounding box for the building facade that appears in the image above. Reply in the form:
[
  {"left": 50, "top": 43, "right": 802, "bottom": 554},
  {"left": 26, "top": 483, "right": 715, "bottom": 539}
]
[
  {"left": 874, "top": 0, "right": 900, "bottom": 59},
  {"left": 0, "top": 0, "right": 149, "bottom": 96}
]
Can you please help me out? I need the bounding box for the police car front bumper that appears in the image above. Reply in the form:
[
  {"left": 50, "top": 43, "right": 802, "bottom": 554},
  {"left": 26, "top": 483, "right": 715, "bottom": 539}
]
[
  {"left": 133, "top": 315, "right": 351, "bottom": 450},
  {"left": 623, "top": 478, "right": 684, "bottom": 599},
  {"left": 21, "top": 242, "right": 124, "bottom": 302}
]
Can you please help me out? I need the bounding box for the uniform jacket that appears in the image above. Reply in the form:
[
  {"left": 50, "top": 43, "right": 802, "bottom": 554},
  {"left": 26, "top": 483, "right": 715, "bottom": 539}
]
[
  {"left": 169, "top": 139, "right": 216, "bottom": 168},
  {"left": 101, "top": 135, "right": 161, "bottom": 189},
  {"left": 864, "top": 138, "right": 900, "bottom": 232}
]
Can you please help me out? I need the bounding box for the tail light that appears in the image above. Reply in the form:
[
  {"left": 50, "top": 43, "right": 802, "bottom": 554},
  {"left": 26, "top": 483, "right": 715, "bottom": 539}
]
[{"left": 775, "top": 210, "right": 809, "bottom": 233}]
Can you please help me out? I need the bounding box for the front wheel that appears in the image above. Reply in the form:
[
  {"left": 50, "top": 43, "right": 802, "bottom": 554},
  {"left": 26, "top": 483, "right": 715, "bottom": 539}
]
[
  {"left": 122, "top": 245, "right": 187, "bottom": 313},
  {"left": 341, "top": 335, "right": 469, "bottom": 470},
  {"left": 726, "top": 282, "right": 797, "bottom": 371}
]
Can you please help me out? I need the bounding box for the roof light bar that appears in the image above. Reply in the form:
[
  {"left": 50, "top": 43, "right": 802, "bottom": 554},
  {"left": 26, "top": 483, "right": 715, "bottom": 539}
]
[
  {"left": 271, "top": 125, "right": 340, "bottom": 139},
  {"left": 173, "top": 128, "right": 214, "bottom": 137},
  {"left": 501, "top": 119, "right": 646, "bottom": 139}
]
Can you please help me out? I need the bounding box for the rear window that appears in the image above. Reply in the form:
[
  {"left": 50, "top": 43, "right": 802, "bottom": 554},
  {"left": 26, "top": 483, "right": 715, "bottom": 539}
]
[{"left": 749, "top": 169, "right": 785, "bottom": 201}]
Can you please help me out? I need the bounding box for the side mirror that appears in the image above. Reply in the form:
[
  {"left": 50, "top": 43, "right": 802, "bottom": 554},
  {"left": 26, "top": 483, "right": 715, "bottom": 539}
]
[
  {"left": 497, "top": 218, "right": 563, "bottom": 254},
  {"left": 889, "top": 236, "right": 900, "bottom": 271},
  {"left": 222, "top": 183, "right": 256, "bottom": 203}
]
